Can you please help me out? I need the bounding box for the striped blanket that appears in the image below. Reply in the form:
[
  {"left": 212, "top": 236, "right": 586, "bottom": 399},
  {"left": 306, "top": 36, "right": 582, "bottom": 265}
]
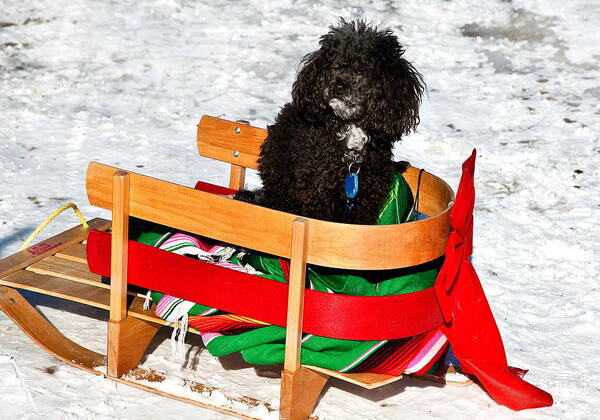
[{"left": 136, "top": 172, "right": 448, "bottom": 376}]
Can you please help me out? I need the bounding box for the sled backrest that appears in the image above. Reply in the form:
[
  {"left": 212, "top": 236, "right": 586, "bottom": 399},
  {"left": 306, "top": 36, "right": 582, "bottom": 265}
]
[
  {"left": 86, "top": 164, "right": 453, "bottom": 271},
  {"left": 197, "top": 115, "right": 264, "bottom": 170},
  {"left": 197, "top": 115, "right": 265, "bottom": 190}
]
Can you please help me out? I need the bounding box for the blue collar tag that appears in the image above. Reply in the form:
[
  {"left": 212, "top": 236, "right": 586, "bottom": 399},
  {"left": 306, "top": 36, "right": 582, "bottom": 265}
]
[{"left": 344, "top": 172, "right": 359, "bottom": 199}]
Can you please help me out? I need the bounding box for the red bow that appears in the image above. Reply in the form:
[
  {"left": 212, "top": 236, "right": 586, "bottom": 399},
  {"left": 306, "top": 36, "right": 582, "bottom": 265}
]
[{"left": 434, "top": 150, "right": 553, "bottom": 410}]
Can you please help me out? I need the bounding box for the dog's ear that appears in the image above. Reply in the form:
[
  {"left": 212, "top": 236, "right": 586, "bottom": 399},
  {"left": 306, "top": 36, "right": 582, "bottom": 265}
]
[
  {"left": 292, "top": 24, "right": 345, "bottom": 120},
  {"left": 291, "top": 50, "right": 330, "bottom": 119},
  {"left": 368, "top": 32, "right": 425, "bottom": 142}
]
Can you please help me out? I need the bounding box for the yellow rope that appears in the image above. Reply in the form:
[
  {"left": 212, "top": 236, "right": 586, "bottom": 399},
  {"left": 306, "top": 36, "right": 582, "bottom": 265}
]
[{"left": 19, "top": 203, "right": 89, "bottom": 251}]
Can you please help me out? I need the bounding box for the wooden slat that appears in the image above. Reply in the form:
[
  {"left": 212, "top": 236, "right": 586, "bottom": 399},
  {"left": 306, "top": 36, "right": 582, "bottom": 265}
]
[
  {"left": 109, "top": 173, "right": 146, "bottom": 378},
  {"left": 196, "top": 115, "right": 265, "bottom": 170},
  {"left": 86, "top": 163, "right": 452, "bottom": 270},
  {"left": 86, "top": 161, "right": 293, "bottom": 263},
  {"left": 27, "top": 256, "right": 103, "bottom": 286},
  {"left": 0, "top": 270, "right": 197, "bottom": 333},
  {"left": 1, "top": 270, "right": 145, "bottom": 314},
  {"left": 56, "top": 243, "right": 87, "bottom": 263},
  {"left": 227, "top": 120, "right": 250, "bottom": 190},
  {"left": 304, "top": 365, "right": 402, "bottom": 389},
  {"left": 1, "top": 270, "right": 110, "bottom": 309},
  {"left": 0, "top": 218, "right": 111, "bottom": 280},
  {"left": 196, "top": 116, "right": 456, "bottom": 214},
  {"left": 25, "top": 256, "right": 146, "bottom": 300}
]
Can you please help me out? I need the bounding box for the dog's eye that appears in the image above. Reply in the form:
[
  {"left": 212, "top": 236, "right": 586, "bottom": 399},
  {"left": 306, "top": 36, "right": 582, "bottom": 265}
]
[{"left": 332, "top": 62, "right": 348, "bottom": 70}]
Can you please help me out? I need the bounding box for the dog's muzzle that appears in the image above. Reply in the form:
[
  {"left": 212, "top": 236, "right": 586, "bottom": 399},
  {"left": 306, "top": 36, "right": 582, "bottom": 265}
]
[{"left": 329, "top": 98, "right": 363, "bottom": 120}]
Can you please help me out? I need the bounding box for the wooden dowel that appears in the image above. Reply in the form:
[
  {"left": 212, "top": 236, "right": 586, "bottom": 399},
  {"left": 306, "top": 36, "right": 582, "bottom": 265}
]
[
  {"left": 283, "top": 218, "right": 309, "bottom": 373},
  {"left": 109, "top": 171, "right": 130, "bottom": 322}
]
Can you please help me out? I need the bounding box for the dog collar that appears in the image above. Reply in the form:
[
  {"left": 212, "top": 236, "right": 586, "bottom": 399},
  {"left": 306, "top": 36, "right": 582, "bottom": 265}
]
[{"left": 342, "top": 152, "right": 362, "bottom": 221}]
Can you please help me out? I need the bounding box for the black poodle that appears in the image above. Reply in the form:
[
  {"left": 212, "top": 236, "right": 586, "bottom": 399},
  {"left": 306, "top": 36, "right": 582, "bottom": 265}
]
[{"left": 237, "top": 19, "right": 424, "bottom": 225}]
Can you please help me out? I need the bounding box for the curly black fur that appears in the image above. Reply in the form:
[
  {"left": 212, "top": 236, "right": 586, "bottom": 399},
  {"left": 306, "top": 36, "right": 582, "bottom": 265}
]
[{"left": 237, "top": 19, "right": 424, "bottom": 224}]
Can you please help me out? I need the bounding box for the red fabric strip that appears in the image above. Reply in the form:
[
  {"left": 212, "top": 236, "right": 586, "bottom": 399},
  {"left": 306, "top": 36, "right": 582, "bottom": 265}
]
[
  {"left": 87, "top": 229, "right": 444, "bottom": 341},
  {"left": 194, "top": 181, "right": 237, "bottom": 196},
  {"left": 435, "top": 150, "right": 553, "bottom": 410}
]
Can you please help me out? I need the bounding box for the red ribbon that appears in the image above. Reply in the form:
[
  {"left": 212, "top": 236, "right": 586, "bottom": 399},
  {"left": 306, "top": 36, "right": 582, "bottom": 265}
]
[{"left": 434, "top": 149, "right": 553, "bottom": 410}]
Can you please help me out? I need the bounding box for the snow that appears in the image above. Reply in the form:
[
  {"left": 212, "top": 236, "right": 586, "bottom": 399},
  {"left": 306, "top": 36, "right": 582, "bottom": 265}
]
[{"left": 1, "top": 0, "right": 599, "bottom": 418}]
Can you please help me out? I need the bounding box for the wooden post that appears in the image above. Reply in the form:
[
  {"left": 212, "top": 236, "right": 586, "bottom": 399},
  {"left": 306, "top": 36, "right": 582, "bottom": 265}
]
[
  {"left": 107, "top": 171, "right": 130, "bottom": 377},
  {"left": 106, "top": 171, "right": 161, "bottom": 377},
  {"left": 228, "top": 164, "right": 246, "bottom": 191},
  {"left": 283, "top": 218, "right": 309, "bottom": 373},
  {"left": 109, "top": 171, "right": 130, "bottom": 324},
  {"left": 280, "top": 218, "right": 329, "bottom": 420}
]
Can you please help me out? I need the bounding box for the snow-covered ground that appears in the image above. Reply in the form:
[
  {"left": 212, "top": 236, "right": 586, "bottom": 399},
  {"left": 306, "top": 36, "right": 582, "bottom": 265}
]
[{"left": 1, "top": 0, "right": 599, "bottom": 418}]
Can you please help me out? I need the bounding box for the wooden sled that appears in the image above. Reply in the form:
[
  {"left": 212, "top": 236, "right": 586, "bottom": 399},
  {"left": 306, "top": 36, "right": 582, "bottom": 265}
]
[{"left": 0, "top": 116, "right": 469, "bottom": 420}]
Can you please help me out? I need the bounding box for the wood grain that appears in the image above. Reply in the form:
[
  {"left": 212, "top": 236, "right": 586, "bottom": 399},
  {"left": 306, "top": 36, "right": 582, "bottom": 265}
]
[
  {"left": 403, "top": 166, "right": 455, "bottom": 216},
  {"left": 1, "top": 270, "right": 110, "bottom": 309},
  {"left": 86, "top": 162, "right": 452, "bottom": 270},
  {"left": 280, "top": 367, "right": 328, "bottom": 420},
  {"left": 229, "top": 164, "right": 246, "bottom": 190},
  {"left": 107, "top": 315, "right": 160, "bottom": 377},
  {"left": 107, "top": 171, "right": 131, "bottom": 378},
  {"left": 197, "top": 115, "right": 265, "bottom": 169},
  {"left": 55, "top": 243, "right": 88, "bottom": 263},
  {"left": 27, "top": 256, "right": 103, "bottom": 286},
  {"left": 23, "top": 255, "right": 146, "bottom": 298}
]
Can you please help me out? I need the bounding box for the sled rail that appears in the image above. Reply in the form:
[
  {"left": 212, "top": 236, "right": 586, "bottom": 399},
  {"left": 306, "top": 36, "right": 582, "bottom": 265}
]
[{"left": 86, "top": 162, "right": 452, "bottom": 270}]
